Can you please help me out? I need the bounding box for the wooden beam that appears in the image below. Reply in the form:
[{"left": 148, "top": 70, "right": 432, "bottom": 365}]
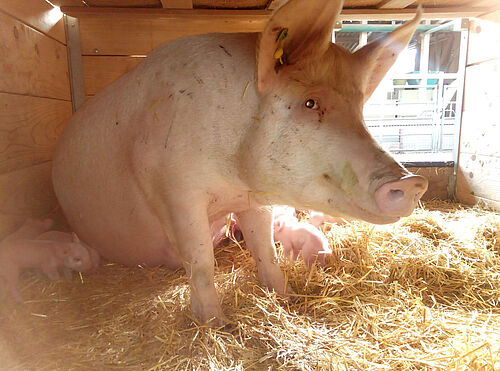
[
  {"left": 61, "top": 7, "right": 271, "bottom": 19},
  {"left": 479, "top": 8, "right": 500, "bottom": 23},
  {"left": 377, "top": 0, "right": 415, "bottom": 9},
  {"left": 338, "top": 7, "right": 491, "bottom": 20},
  {"left": 61, "top": 6, "right": 492, "bottom": 21},
  {"left": 160, "top": 0, "right": 193, "bottom": 9}
]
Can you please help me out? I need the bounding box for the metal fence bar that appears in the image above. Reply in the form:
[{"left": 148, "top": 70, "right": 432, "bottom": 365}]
[{"left": 449, "top": 24, "right": 469, "bottom": 199}]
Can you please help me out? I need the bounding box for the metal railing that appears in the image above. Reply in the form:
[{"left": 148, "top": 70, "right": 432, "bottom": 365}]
[{"left": 364, "top": 73, "right": 458, "bottom": 157}]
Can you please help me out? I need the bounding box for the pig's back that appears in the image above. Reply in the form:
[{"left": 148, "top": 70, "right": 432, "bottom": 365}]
[{"left": 52, "top": 33, "right": 258, "bottom": 266}]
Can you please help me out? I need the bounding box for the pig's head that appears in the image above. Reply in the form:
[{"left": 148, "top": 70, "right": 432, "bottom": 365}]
[
  {"left": 238, "top": 0, "right": 428, "bottom": 224},
  {"left": 62, "top": 233, "right": 94, "bottom": 271}
]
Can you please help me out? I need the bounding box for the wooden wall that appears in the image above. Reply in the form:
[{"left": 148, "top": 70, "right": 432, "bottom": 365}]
[
  {"left": 0, "top": 1, "right": 72, "bottom": 238},
  {"left": 78, "top": 12, "right": 266, "bottom": 99},
  {"left": 456, "top": 17, "right": 500, "bottom": 210},
  {"left": 408, "top": 167, "right": 452, "bottom": 201}
]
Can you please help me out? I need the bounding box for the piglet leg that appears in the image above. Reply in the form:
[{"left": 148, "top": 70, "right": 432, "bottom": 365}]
[
  {"left": 236, "top": 207, "right": 292, "bottom": 296},
  {"left": 0, "top": 267, "right": 23, "bottom": 302},
  {"left": 41, "top": 262, "right": 61, "bottom": 281}
]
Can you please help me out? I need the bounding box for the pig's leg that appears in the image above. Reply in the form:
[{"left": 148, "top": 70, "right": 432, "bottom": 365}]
[
  {"left": 236, "top": 207, "right": 291, "bottom": 296},
  {"left": 59, "top": 266, "right": 73, "bottom": 280},
  {"left": 2, "top": 218, "right": 53, "bottom": 242},
  {"left": 160, "top": 198, "right": 225, "bottom": 326},
  {"left": 41, "top": 260, "right": 61, "bottom": 281}
]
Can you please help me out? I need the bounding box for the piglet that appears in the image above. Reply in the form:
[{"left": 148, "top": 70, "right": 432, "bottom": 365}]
[
  {"left": 273, "top": 216, "right": 332, "bottom": 268},
  {"left": 308, "top": 211, "right": 346, "bottom": 229},
  {"left": 0, "top": 232, "right": 94, "bottom": 302}
]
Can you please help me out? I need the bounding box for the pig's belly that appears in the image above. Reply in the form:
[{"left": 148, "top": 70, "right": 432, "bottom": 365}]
[{"left": 56, "top": 173, "right": 182, "bottom": 269}]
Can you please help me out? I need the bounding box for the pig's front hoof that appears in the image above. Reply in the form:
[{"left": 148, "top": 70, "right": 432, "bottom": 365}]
[
  {"left": 258, "top": 270, "right": 294, "bottom": 298},
  {"left": 190, "top": 298, "right": 228, "bottom": 328}
]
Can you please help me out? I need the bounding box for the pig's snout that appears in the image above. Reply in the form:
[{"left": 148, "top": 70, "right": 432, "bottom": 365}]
[{"left": 374, "top": 175, "right": 428, "bottom": 218}]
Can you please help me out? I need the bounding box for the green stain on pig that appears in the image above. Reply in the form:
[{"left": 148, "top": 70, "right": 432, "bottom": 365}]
[{"left": 340, "top": 162, "right": 359, "bottom": 194}]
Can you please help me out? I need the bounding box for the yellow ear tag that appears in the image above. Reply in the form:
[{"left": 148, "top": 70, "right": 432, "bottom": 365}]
[
  {"left": 274, "top": 28, "right": 288, "bottom": 65},
  {"left": 274, "top": 47, "right": 284, "bottom": 64}
]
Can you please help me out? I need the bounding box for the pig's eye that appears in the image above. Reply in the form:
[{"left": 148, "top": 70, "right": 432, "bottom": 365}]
[{"left": 304, "top": 99, "right": 318, "bottom": 110}]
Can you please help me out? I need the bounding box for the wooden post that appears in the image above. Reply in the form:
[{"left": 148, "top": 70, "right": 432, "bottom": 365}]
[
  {"left": 359, "top": 20, "right": 368, "bottom": 50},
  {"left": 64, "top": 15, "right": 85, "bottom": 112}
]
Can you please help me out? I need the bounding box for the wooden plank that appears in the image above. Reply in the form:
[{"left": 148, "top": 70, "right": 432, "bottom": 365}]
[
  {"left": 407, "top": 167, "right": 452, "bottom": 201},
  {"left": 0, "top": 162, "right": 70, "bottom": 240},
  {"left": 377, "top": 0, "right": 415, "bottom": 9},
  {"left": 72, "top": 7, "right": 489, "bottom": 55},
  {"left": 77, "top": 11, "right": 268, "bottom": 55},
  {"left": 0, "top": 12, "right": 71, "bottom": 100},
  {"left": 467, "top": 19, "right": 500, "bottom": 66},
  {"left": 0, "top": 0, "right": 66, "bottom": 44},
  {"left": 0, "top": 94, "right": 71, "bottom": 174},
  {"left": 52, "top": 0, "right": 500, "bottom": 8},
  {"left": 82, "top": 56, "right": 145, "bottom": 95},
  {"left": 62, "top": 6, "right": 491, "bottom": 20},
  {"left": 161, "top": 0, "right": 193, "bottom": 9}
]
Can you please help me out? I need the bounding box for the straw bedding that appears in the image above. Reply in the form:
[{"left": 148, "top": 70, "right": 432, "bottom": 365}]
[{"left": 0, "top": 200, "right": 498, "bottom": 370}]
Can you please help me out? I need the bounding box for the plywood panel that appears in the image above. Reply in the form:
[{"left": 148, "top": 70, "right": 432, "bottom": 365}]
[
  {"left": 467, "top": 19, "right": 500, "bottom": 66},
  {"left": 0, "top": 0, "right": 66, "bottom": 44},
  {"left": 460, "top": 59, "right": 500, "bottom": 158},
  {"left": 457, "top": 56, "right": 499, "bottom": 209},
  {"left": 78, "top": 13, "right": 267, "bottom": 55},
  {"left": 0, "top": 162, "right": 69, "bottom": 240},
  {"left": 82, "top": 56, "right": 145, "bottom": 95},
  {"left": 407, "top": 167, "right": 452, "bottom": 201},
  {"left": 0, "top": 94, "right": 72, "bottom": 174},
  {"left": 456, "top": 153, "right": 499, "bottom": 209},
  {"left": 0, "top": 12, "right": 71, "bottom": 100}
]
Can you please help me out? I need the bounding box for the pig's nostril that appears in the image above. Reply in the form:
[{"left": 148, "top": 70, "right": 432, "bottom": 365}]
[
  {"left": 374, "top": 174, "right": 428, "bottom": 218},
  {"left": 389, "top": 189, "right": 404, "bottom": 201}
]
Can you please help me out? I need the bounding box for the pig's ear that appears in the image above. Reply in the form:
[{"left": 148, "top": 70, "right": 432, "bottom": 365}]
[
  {"left": 274, "top": 218, "right": 285, "bottom": 232},
  {"left": 256, "top": 0, "right": 343, "bottom": 93},
  {"left": 354, "top": 6, "right": 423, "bottom": 102},
  {"left": 71, "top": 232, "right": 80, "bottom": 243}
]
